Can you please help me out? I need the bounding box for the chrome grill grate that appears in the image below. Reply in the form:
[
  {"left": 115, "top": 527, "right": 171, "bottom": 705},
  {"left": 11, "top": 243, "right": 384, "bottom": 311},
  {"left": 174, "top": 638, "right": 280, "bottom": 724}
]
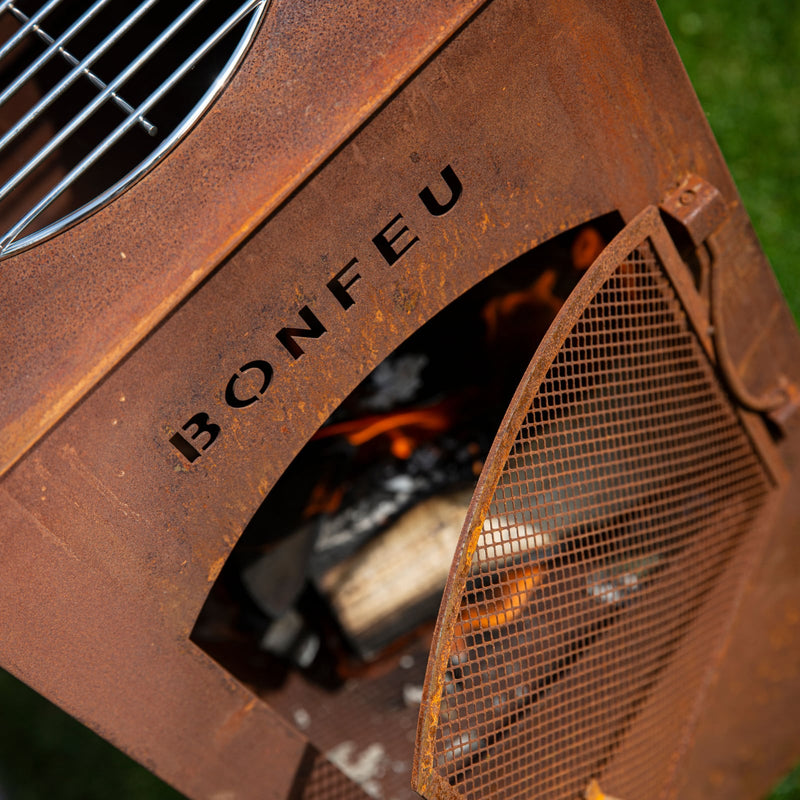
[{"left": 0, "top": 0, "right": 267, "bottom": 258}]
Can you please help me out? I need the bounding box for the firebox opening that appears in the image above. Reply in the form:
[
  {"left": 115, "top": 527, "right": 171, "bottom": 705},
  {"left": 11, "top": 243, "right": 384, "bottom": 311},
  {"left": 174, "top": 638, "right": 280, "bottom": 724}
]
[{"left": 191, "top": 212, "right": 623, "bottom": 798}]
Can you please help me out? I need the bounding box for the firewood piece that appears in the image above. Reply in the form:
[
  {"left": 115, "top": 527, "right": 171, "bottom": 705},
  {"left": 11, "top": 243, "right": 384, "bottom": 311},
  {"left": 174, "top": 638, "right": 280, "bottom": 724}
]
[{"left": 319, "top": 487, "right": 473, "bottom": 659}]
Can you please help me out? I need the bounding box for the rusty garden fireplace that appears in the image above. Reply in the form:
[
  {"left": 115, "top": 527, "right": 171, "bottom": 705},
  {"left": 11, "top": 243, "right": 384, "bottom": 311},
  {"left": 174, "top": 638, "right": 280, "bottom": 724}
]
[{"left": 0, "top": 2, "right": 799, "bottom": 800}]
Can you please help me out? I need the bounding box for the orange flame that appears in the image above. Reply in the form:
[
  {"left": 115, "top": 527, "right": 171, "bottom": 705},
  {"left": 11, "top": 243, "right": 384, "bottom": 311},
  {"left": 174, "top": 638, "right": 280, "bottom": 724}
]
[
  {"left": 571, "top": 226, "right": 605, "bottom": 270},
  {"left": 482, "top": 269, "right": 562, "bottom": 343},
  {"left": 313, "top": 400, "right": 457, "bottom": 460},
  {"left": 453, "top": 562, "right": 541, "bottom": 653},
  {"left": 303, "top": 481, "right": 346, "bottom": 518}
]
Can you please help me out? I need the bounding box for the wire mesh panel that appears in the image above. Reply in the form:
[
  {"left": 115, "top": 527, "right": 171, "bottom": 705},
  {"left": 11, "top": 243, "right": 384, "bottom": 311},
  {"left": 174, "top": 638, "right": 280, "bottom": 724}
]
[
  {"left": 413, "top": 208, "right": 778, "bottom": 800},
  {"left": 291, "top": 750, "right": 373, "bottom": 800}
]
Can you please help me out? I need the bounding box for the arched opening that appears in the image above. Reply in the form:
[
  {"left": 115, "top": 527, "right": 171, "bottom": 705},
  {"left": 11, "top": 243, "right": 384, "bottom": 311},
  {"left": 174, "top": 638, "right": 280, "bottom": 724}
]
[{"left": 192, "top": 213, "right": 623, "bottom": 799}]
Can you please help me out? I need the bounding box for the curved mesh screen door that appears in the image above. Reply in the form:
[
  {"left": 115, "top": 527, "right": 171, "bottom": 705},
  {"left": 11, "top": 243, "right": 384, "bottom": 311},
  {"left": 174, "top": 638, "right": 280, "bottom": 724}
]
[{"left": 412, "top": 206, "right": 782, "bottom": 800}]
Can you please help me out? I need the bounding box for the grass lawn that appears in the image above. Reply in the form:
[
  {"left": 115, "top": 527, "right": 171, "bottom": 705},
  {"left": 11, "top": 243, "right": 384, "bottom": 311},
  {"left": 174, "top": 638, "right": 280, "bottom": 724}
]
[
  {"left": 658, "top": 0, "right": 800, "bottom": 317},
  {"left": 0, "top": 2, "right": 798, "bottom": 798}
]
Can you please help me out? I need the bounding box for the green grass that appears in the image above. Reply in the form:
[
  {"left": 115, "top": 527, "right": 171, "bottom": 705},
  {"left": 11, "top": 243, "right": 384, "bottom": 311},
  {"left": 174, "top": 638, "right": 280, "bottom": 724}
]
[
  {"left": 661, "top": 2, "right": 800, "bottom": 793},
  {"left": 0, "top": 669, "right": 181, "bottom": 799},
  {"left": 658, "top": 0, "right": 800, "bottom": 318},
  {"left": 772, "top": 765, "right": 800, "bottom": 800},
  {"left": 0, "top": 2, "right": 798, "bottom": 798}
]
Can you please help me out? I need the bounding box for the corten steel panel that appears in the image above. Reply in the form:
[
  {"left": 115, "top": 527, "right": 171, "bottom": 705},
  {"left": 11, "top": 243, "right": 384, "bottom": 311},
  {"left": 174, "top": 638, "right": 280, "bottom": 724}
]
[
  {"left": 673, "top": 410, "right": 800, "bottom": 800},
  {"left": 0, "top": 0, "right": 490, "bottom": 477},
  {"left": 0, "top": 1, "right": 798, "bottom": 799}
]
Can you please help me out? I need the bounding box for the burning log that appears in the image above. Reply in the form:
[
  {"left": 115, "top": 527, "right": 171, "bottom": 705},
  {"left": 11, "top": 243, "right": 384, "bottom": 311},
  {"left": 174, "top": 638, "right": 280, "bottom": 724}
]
[
  {"left": 307, "top": 416, "right": 487, "bottom": 578},
  {"left": 319, "top": 486, "right": 474, "bottom": 659},
  {"left": 312, "top": 399, "right": 459, "bottom": 460}
]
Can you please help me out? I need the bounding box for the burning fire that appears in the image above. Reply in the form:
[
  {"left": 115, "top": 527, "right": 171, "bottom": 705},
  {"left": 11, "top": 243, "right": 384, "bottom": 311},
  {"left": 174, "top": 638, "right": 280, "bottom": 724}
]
[
  {"left": 482, "top": 225, "right": 606, "bottom": 343},
  {"left": 303, "top": 480, "right": 346, "bottom": 518},
  {"left": 571, "top": 225, "right": 605, "bottom": 270},
  {"left": 482, "top": 269, "right": 563, "bottom": 343},
  {"left": 313, "top": 399, "right": 459, "bottom": 460},
  {"left": 453, "top": 562, "right": 541, "bottom": 653}
]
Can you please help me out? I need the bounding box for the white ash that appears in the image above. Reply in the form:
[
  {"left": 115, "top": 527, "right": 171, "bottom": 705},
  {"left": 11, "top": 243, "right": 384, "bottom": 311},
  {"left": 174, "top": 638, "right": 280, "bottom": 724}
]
[
  {"left": 292, "top": 708, "right": 311, "bottom": 730},
  {"left": 402, "top": 684, "right": 424, "bottom": 707},
  {"left": 326, "top": 741, "right": 388, "bottom": 799},
  {"left": 259, "top": 609, "right": 304, "bottom": 654},
  {"left": 362, "top": 354, "right": 428, "bottom": 410}
]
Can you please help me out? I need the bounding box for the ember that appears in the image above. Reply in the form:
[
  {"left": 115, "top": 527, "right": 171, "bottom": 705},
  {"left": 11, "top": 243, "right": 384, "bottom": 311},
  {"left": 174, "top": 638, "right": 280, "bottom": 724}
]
[{"left": 312, "top": 400, "right": 458, "bottom": 460}]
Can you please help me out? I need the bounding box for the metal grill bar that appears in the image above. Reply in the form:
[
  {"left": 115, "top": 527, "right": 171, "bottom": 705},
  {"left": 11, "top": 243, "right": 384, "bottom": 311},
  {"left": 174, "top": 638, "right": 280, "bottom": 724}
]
[
  {"left": 2, "top": 2, "right": 157, "bottom": 135},
  {"left": 0, "top": 0, "right": 110, "bottom": 108},
  {"left": 0, "top": 0, "right": 160, "bottom": 184},
  {"left": 0, "top": 0, "right": 204, "bottom": 205},
  {"left": 0, "top": 0, "right": 62, "bottom": 62},
  {"left": 0, "top": 0, "right": 263, "bottom": 252}
]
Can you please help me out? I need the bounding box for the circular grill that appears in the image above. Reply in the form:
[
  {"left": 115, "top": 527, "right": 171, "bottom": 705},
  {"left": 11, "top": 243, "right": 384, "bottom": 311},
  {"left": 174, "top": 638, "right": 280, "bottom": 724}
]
[
  {"left": 413, "top": 210, "right": 777, "bottom": 800},
  {"left": 0, "top": 0, "right": 268, "bottom": 259}
]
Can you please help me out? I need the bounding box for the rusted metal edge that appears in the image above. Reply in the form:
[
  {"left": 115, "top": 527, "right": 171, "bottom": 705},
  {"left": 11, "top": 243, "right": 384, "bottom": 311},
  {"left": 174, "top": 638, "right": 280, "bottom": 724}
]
[
  {"left": 707, "top": 236, "right": 794, "bottom": 415},
  {"left": 0, "top": 0, "right": 491, "bottom": 480},
  {"left": 659, "top": 175, "right": 797, "bottom": 426},
  {"left": 412, "top": 205, "right": 664, "bottom": 797},
  {"left": 646, "top": 215, "right": 787, "bottom": 487},
  {"left": 659, "top": 173, "right": 728, "bottom": 248}
]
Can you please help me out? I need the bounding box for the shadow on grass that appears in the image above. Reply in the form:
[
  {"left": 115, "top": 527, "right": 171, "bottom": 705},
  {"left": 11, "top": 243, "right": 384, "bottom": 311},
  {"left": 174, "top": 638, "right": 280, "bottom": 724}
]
[{"left": 0, "top": 670, "right": 182, "bottom": 800}]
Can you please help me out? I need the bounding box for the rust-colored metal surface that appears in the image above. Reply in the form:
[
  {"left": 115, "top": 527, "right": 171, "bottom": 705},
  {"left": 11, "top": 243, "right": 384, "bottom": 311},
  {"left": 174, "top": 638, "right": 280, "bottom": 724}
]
[
  {"left": 261, "top": 635, "right": 437, "bottom": 800},
  {"left": 0, "top": 0, "right": 489, "bottom": 477},
  {"left": 412, "top": 208, "right": 783, "bottom": 800},
  {"left": 675, "top": 410, "right": 800, "bottom": 800},
  {"left": 0, "top": 1, "right": 799, "bottom": 799}
]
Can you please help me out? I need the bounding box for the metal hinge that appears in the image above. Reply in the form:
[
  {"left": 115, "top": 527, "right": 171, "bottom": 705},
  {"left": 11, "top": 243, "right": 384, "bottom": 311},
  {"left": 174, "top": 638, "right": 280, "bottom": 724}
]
[{"left": 660, "top": 175, "right": 799, "bottom": 428}]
